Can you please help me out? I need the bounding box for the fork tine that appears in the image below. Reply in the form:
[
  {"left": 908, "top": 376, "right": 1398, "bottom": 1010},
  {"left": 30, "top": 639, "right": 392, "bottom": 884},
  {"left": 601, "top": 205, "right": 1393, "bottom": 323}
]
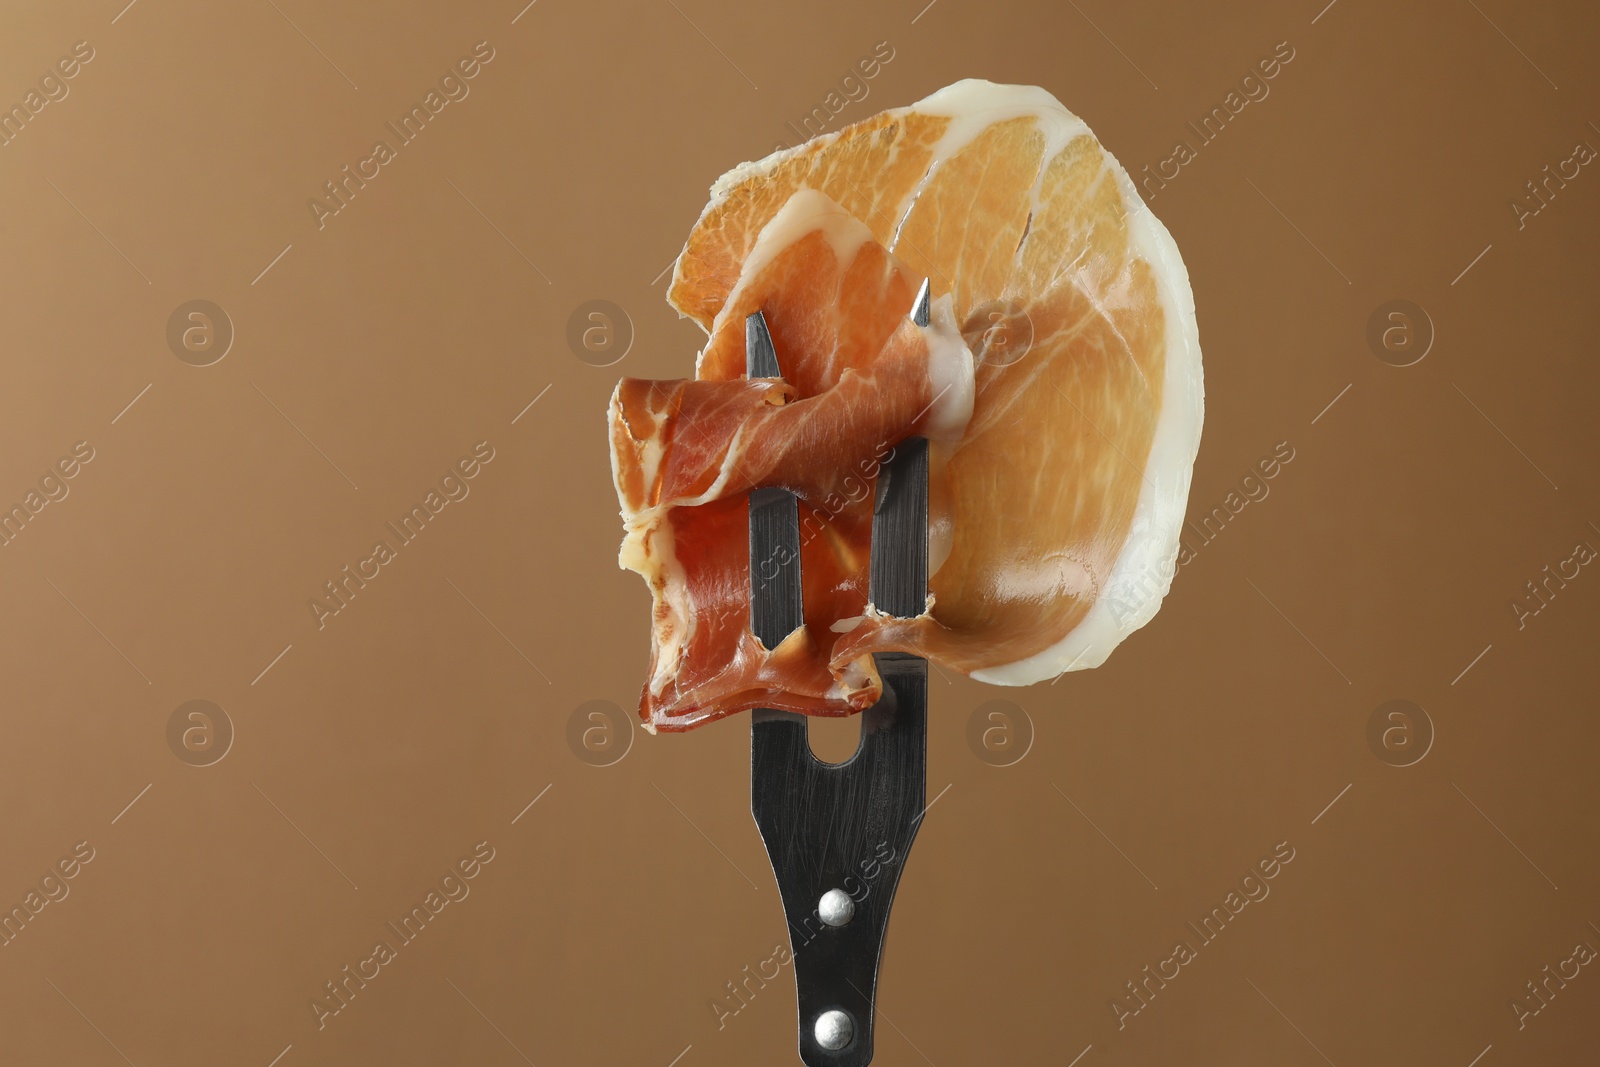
[
  {"left": 910, "top": 276, "right": 931, "bottom": 328},
  {"left": 747, "top": 308, "right": 781, "bottom": 378},
  {"left": 745, "top": 309, "right": 803, "bottom": 649}
]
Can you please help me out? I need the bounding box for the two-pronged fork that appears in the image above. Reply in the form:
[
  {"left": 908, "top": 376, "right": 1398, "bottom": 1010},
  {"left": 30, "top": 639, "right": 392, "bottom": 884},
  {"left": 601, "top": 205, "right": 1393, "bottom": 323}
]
[{"left": 747, "top": 281, "right": 933, "bottom": 1067}]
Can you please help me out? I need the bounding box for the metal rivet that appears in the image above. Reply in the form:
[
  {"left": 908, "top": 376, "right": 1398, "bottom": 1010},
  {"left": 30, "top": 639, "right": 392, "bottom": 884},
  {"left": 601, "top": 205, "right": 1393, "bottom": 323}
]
[
  {"left": 818, "top": 888, "right": 855, "bottom": 927},
  {"left": 814, "top": 1009, "right": 853, "bottom": 1051}
]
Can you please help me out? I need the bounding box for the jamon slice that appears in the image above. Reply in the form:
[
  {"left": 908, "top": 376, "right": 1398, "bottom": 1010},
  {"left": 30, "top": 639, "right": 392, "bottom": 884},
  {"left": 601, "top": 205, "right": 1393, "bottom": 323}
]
[
  {"left": 610, "top": 79, "right": 1203, "bottom": 732},
  {"left": 611, "top": 193, "right": 972, "bottom": 728}
]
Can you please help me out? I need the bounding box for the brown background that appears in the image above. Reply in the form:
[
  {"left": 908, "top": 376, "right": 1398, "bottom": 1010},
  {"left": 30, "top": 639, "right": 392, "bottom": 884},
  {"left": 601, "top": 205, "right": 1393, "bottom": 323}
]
[{"left": 1, "top": 0, "right": 1597, "bottom": 1064}]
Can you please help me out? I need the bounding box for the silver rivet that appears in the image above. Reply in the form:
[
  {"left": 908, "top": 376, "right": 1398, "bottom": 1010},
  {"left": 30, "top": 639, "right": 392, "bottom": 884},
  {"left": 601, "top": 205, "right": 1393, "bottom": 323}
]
[
  {"left": 814, "top": 1009, "right": 853, "bottom": 1050},
  {"left": 818, "top": 888, "right": 855, "bottom": 927}
]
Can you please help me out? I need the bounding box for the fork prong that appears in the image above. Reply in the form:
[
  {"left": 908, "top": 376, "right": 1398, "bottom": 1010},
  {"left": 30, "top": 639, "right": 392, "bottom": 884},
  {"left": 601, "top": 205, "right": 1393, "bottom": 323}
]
[
  {"left": 869, "top": 436, "right": 927, "bottom": 618},
  {"left": 746, "top": 309, "right": 803, "bottom": 649},
  {"left": 873, "top": 278, "right": 930, "bottom": 521},
  {"left": 910, "top": 277, "right": 931, "bottom": 328},
  {"left": 747, "top": 309, "right": 780, "bottom": 378}
]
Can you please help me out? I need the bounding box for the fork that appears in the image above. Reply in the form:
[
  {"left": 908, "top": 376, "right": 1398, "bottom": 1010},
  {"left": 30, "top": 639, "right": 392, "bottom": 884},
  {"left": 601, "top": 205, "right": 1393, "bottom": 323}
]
[{"left": 747, "top": 280, "right": 932, "bottom": 1066}]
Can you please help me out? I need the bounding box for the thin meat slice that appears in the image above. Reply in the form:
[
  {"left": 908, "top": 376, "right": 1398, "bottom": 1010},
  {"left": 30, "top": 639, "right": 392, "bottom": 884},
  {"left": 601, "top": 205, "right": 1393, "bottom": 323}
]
[
  {"left": 611, "top": 192, "right": 973, "bottom": 730},
  {"left": 611, "top": 80, "right": 1203, "bottom": 732}
]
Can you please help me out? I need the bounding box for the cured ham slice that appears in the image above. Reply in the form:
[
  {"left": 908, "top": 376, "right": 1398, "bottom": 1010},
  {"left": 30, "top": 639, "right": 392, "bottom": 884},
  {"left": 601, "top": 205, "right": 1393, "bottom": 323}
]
[{"left": 610, "top": 80, "right": 1203, "bottom": 732}]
